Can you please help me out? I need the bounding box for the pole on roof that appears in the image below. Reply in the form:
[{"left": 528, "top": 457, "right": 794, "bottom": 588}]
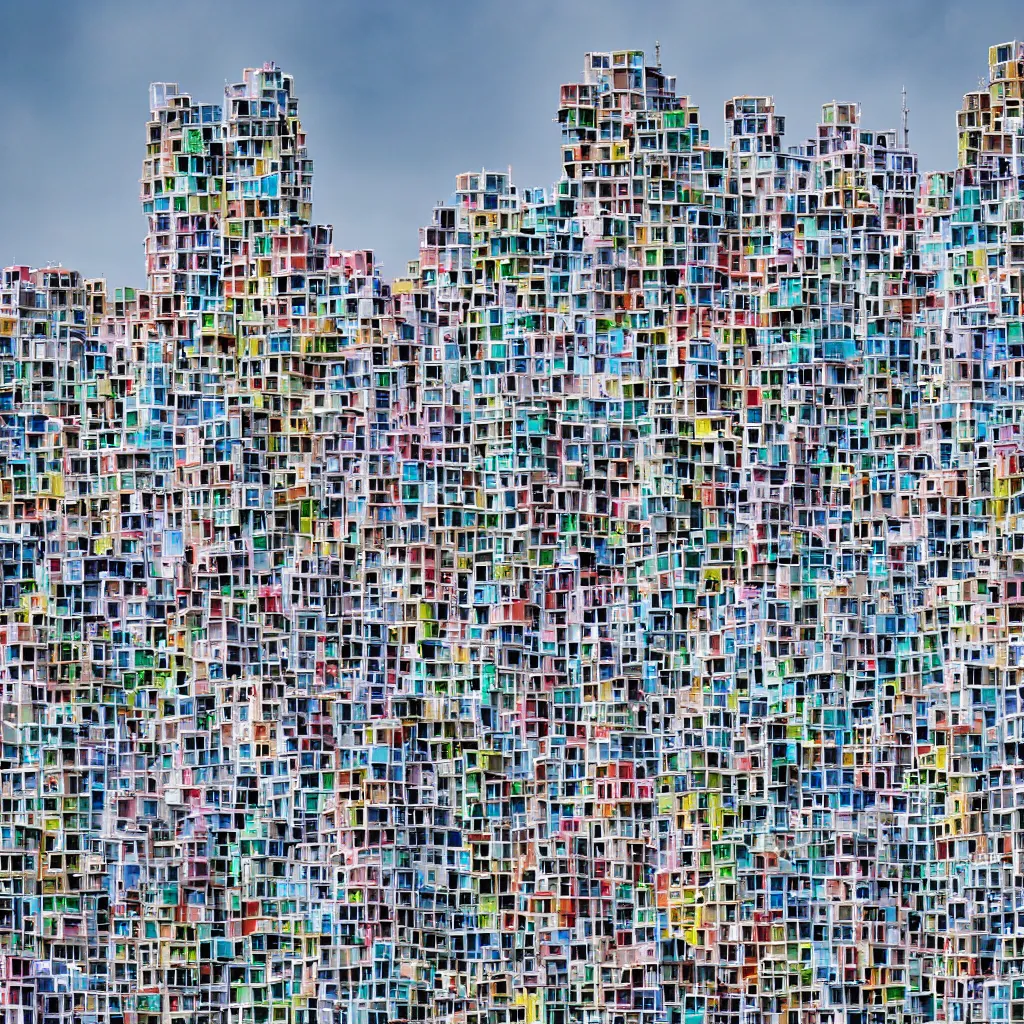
[{"left": 902, "top": 86, "right": 910, "bottom": 150}]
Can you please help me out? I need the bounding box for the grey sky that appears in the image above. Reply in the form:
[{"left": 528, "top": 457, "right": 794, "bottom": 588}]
[{"left": 1, "top": 0, "right": 1019, "bottom": 287}]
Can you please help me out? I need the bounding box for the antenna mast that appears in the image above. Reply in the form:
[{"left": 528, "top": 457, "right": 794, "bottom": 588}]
[{"left": 901, "top": 85, "right": 910, "bottom": 149}]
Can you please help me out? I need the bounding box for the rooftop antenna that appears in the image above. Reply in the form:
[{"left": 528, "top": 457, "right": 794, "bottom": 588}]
[
  {"left": 901, "top": 85, "right": 910, "bottom": 149},
  {"left": 655, "top": 40, "right": 661, "bottom": 67}
]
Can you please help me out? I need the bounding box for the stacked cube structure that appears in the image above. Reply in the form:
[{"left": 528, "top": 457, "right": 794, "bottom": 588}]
[{"left": 4, "top": 42, "right": 1024, "bottom": 1024}]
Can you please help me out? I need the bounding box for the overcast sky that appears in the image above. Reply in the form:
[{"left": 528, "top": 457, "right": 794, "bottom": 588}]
[{"left": 1, "top": 0, "right": 1021, "bottom": 287}]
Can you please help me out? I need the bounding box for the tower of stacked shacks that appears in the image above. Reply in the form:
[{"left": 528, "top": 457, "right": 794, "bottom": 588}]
[{"left": 6, "top": 39, "right": 1024, "bottom": 1024}]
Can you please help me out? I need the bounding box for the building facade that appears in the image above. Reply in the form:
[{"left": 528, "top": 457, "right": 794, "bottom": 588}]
[{"left": 1, "top": 42, "right": 1024, "bottom": 1024}]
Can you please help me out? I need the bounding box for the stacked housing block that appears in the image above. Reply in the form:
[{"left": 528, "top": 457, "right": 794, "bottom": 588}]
[{"left": 3, "top": 42, "right": 1024, "bottom": 1024}]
